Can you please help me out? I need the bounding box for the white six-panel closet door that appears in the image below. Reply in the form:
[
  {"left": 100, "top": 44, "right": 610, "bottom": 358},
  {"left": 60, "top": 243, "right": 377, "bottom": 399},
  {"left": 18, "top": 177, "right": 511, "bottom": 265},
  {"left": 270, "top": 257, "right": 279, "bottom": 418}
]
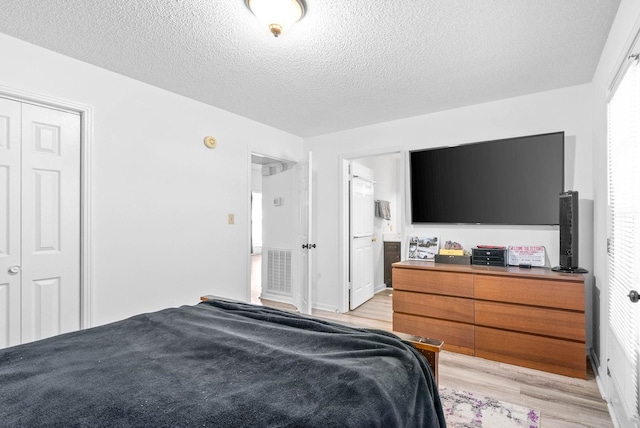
[
  {"left": 0, "top": 98, "right": 22, "bottom": 348},
  {"left": 20, "top": 102, "right": 81, "bottom": 344},
  {"left": 0, "top": 97, "right": 81, "bottom": 348}
]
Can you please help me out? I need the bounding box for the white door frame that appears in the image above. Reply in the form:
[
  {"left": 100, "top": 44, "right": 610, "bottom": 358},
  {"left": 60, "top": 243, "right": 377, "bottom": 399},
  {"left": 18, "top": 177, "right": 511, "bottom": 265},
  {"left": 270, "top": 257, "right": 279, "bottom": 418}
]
[
  {"left": 338, "top": 147, "right": 404, "bottom": 313},
  {"left": 0, "top": 84, "right": 93, "bottom": 329}
]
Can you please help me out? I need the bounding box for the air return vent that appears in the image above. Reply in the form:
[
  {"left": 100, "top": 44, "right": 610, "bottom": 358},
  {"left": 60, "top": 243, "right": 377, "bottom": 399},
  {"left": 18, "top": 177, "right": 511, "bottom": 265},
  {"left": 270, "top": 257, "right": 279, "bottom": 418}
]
[{"left": 266, "top": 249, "right": 292, "bottom": 296}]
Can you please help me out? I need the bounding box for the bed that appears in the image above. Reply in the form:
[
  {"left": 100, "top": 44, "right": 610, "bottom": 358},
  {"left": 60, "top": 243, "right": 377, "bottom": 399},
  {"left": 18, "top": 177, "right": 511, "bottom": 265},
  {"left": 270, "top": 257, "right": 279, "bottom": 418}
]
[{"left": 0, "top": 297, "right": 446, "bottom": 427}]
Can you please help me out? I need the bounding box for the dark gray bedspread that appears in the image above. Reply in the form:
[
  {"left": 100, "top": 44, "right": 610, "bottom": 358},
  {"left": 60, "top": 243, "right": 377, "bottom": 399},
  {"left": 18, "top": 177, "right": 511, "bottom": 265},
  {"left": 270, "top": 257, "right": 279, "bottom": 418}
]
[{"left": 0, "top": 298, "right": 445, "bottom": 427}]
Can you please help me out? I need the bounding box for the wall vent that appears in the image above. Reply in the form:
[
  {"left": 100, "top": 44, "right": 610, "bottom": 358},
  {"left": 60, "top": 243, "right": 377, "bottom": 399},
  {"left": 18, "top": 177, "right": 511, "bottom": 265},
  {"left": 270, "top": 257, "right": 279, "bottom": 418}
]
[{"left": 266, "top": 248, "right": 292, "bottom": 296}]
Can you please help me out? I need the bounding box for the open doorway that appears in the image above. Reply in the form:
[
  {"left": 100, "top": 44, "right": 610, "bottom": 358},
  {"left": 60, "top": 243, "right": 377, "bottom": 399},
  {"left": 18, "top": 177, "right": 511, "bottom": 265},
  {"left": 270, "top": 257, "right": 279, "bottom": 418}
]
[
  {"left": 250, "top": 153, "right": 297, "bottom": 306},
  {"left": 341, "top": 151, "right": 403, "bottom": 313}
]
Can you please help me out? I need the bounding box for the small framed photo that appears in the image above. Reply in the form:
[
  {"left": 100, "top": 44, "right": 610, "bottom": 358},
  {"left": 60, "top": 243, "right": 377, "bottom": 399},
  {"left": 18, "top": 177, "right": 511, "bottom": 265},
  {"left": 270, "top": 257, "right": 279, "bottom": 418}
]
[{"left": 408, "top": 236, "right": 439, "bottom": 260}]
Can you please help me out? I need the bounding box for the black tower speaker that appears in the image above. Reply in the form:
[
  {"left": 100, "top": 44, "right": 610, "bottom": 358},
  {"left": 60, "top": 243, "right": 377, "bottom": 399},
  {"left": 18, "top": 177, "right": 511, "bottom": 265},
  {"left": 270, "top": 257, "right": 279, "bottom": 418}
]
[{"left": 552, "top": 191, "right": 588, "bottom": 273}]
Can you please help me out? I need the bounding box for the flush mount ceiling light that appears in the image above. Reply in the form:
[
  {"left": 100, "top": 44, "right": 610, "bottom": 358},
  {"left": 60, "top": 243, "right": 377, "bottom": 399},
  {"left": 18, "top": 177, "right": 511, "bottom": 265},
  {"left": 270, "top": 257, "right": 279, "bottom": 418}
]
[{"left": 245, "top": 0, "right": 306, "bottom": 37}]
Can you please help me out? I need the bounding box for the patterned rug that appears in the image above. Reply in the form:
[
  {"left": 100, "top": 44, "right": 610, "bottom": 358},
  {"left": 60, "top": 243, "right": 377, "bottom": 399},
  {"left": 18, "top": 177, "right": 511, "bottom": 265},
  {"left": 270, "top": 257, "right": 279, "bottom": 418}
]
[{"left": 439, "top": 387, "right": 540, "bottom": 428}]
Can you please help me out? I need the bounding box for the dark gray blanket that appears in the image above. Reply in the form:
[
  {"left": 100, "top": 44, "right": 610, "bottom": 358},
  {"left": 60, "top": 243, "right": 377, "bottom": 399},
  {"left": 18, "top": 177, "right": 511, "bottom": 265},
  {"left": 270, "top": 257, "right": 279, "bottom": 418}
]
[{"left": 0, "top": 299, "right": 445, "bottom": 427}]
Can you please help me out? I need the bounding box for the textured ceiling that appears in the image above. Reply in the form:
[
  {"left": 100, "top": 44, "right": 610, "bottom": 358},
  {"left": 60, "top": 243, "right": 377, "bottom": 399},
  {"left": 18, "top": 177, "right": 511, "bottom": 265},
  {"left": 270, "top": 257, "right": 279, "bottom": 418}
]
[{"left": 0, "top": 0, "right": 620, "bottom": 137}]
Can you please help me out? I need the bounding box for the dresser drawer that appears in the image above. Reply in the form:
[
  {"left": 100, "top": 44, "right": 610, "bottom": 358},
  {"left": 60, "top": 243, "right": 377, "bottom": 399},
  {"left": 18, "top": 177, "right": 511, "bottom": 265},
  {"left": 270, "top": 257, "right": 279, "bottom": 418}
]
[
  {"left": 393, "top": 268, "right": 474, "bottom": 298},
  {"left": 394, "top": 290, "right": 474, "bottom": 323},
  {"left": 474, "top": 275, "right": 584, "bottom": 311},
  {"left": 475, "top": 326, "right": 586, "bottom": 379},
  {"left": 475, "top": 300, "right": 585, "bottom": 341},
  {"left": 472, "top": 248, "right": 507, "bottom": 258},
  {"left": 393, "top": 312, "right": 474, "bottom": 355}
]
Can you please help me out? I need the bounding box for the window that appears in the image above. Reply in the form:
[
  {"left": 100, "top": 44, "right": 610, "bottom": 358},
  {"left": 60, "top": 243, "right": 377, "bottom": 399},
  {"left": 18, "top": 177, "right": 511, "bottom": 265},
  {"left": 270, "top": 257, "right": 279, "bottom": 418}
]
[{"left": 607, "top": 50, "right": 640, "bottom": 418}]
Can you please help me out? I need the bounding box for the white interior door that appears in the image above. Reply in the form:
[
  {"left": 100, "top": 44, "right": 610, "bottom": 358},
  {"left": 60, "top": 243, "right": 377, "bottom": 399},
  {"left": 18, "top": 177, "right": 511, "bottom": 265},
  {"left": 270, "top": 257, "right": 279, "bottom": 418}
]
[
  {"left": 350, "top": 163, "right": 374, "bottom": 310},
  {"left": 294, "top": 152, "right": 312, "bottom": 314},
  {"left": 0, "top": 98, "right": 81, "bottom": 348}
]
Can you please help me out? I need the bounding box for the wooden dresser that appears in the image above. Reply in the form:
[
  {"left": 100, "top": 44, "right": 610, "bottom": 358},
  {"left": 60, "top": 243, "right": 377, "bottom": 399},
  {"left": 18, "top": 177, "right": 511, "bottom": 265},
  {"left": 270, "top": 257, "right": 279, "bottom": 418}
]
[{"left": 392, "top": 260, "right": 587, "bottom": 378}]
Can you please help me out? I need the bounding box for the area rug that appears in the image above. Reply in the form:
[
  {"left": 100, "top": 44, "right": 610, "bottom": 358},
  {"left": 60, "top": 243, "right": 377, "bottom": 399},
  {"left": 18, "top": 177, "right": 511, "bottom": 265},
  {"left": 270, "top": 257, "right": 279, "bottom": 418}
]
[{"left": 439, "top": 387, "right": 540, "bottom": 428}]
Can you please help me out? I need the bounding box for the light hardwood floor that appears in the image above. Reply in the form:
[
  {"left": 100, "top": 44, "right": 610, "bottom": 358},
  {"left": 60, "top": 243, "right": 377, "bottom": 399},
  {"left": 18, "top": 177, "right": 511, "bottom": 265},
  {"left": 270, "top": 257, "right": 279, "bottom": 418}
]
[
  {"left": 319, "top": 290, "right": 613, "bottom": 428},
  {"left": 252, "top": 255, "right": 612, "bottom": 426}
]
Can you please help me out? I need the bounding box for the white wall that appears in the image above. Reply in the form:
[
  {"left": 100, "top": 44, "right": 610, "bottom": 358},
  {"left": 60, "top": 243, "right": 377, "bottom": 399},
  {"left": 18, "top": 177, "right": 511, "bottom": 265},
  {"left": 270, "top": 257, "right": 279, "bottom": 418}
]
[
  {"left": 251, "top": 164, "right": 263, "bottom": 193},
  {"left": 251, "top": 164, "right": 263, "bottom": 252},
  {"left": 0, "top": 33, "right": 303, "bottom": 327},
  {"left": 259, "top": 168, "right": 296, "bottom": 301},
  {"left": 261, "top": 168, "right": 296, "bottom": 251},
  {"left": 591, "top": 0, "right": 640, "bottom": 425},
  {"left": 307, "top": 84, "right": 594, "bottom": 313},
  {"left": 354, "top": 155, "right": 401, "bottom": 289}
]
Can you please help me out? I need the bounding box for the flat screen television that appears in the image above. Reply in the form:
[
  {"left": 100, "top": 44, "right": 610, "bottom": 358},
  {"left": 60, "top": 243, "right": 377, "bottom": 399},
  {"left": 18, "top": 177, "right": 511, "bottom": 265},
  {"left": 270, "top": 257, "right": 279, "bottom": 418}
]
[{"left": 409, "top": 132, "right": 564, "bottom": 225}]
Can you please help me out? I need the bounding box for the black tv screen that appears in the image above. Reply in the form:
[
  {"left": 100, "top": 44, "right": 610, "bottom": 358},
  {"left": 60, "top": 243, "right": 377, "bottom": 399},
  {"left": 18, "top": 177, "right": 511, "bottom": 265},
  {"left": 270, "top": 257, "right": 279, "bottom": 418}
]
[{"left": 410, "top": 132, "right": 564, "bottom": 225}]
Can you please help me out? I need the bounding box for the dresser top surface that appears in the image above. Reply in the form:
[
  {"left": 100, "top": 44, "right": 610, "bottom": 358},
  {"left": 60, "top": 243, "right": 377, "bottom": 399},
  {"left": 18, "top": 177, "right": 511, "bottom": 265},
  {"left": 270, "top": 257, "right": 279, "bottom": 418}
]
[{"left": 392, "top": 260, "right": 585, "bottom": 283}]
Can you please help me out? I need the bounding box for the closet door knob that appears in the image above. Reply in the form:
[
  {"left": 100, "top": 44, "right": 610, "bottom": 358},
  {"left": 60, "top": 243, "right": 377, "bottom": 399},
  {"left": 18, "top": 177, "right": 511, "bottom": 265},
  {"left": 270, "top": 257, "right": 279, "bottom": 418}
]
[{"left": 8, "top": 265, "right": 21, "bottom": 275}]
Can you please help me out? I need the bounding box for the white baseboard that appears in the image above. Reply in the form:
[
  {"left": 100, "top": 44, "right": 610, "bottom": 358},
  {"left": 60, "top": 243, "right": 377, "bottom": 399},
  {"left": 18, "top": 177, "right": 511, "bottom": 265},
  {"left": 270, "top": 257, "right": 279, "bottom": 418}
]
[
  {"left": 374, "top": 283, "right": 389, "bottom": 294},
  {"left": 313, "top": 302, "right": 341, "bottom": 313},
  {"left": 259, "top": 291, "right": 292, "bottom": 304}
]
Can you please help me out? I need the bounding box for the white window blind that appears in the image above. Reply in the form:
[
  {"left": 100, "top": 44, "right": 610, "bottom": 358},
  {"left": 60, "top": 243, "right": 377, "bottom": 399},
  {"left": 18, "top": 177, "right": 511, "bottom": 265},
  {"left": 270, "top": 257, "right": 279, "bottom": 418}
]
[{"left": 607, "top": 54, "right": 640, "bottom": 416}]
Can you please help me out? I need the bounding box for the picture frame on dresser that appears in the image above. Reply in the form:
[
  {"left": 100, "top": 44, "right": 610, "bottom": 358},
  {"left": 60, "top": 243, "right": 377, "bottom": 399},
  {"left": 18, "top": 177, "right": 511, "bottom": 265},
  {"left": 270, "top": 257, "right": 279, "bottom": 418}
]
[
  {"left": 408, "top": 236, "right": 439, "bottom": 260},
  {"left": 507, "top": 245, "right": 547, "bottom": 267}
]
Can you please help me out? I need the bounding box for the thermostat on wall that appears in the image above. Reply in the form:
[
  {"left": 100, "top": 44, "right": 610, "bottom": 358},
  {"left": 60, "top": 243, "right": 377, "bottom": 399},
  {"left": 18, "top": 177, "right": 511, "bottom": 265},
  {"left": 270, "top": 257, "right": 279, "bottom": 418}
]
[
  {"left": 273, "top": 197, "right": 283, "bottom": 206},
  {"left": 203, "top": 136, "right": 217, "bottom": 149}
]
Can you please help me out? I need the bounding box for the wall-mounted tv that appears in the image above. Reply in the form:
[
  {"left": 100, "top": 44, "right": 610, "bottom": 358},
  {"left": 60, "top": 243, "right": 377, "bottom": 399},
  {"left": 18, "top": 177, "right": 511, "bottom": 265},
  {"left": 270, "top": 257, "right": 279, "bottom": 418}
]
[{"left": 410, "top": 132, "right": 564, "bottom": 225}]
